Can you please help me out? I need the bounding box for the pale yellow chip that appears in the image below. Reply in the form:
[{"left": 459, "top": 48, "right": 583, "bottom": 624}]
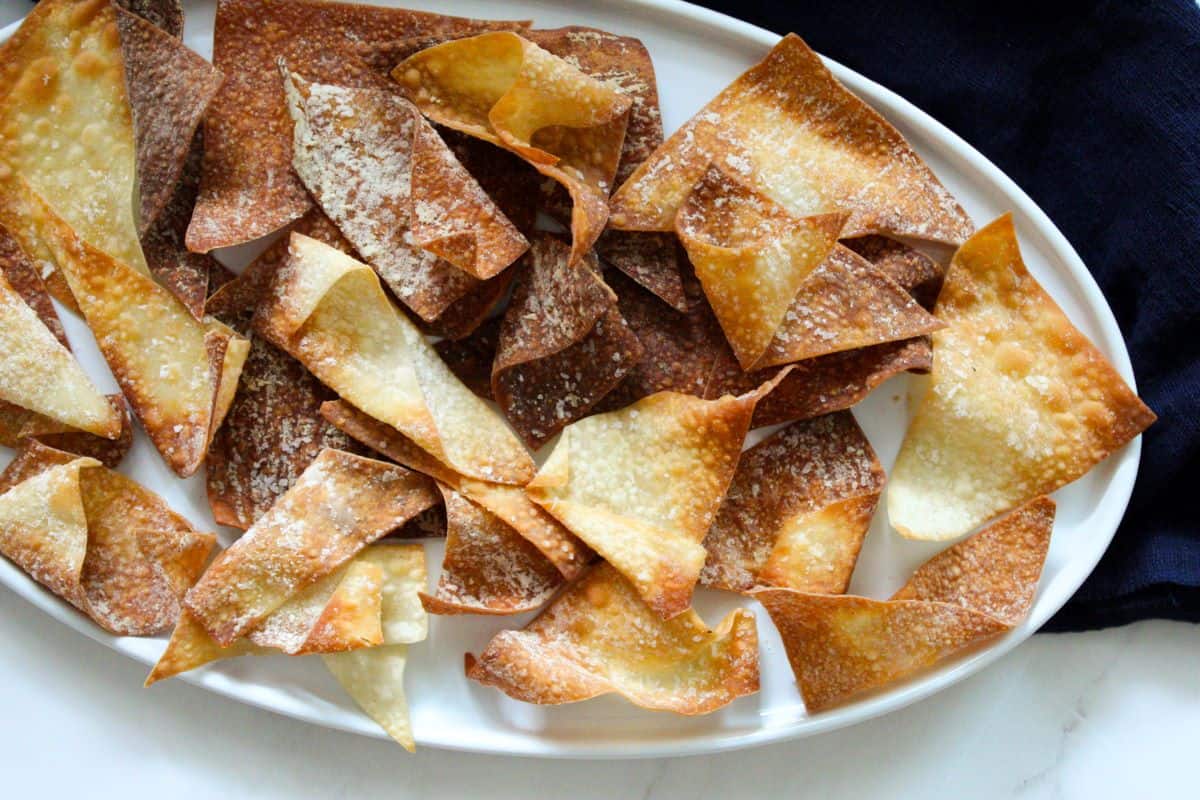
[
  {"left": 0, "top": 271, "right": 120, "bottom": 438},
  {"left": 255, "top": 233, "right": 534, "bottom": 485},
  {"left": 610, "top": 35, "right": 973, "bottom": 247},
  {"left": 467, "top": 562, "right": 759, "bottom": 714},
  {"left": 888, "top": 214, "right": 1155, "bottom": 540}
]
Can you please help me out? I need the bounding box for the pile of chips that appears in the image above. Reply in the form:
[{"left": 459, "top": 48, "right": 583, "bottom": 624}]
[{"left": 0, "top": 0, "right": 1155, "bottom": 750}]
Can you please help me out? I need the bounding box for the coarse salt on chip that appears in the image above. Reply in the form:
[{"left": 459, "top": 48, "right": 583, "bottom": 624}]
[
  {"left": 494, "top": 236, "right": 642, "bottom": 448},
  {"left": 701, "top": 412, "right": 884, "bottom": 593},
  {"left": 255, "top": 233, "right": 535, "bottom": 485},
  {"left": 116, "top": 0, "right": 183, "bottom": 38},
  {"left": 0, "top": 441, "right": 216, "bottom": 636},
  {"left": 527, "top": 378, "right": 784, "bottom": 618},
  {"left": 392, "top": 31, "right": 632, "bottom": 265},
  {"left": 609, "top": 34, "right": 973, "bottom": 247},
  {"left": 888, "top": 214, "right": 1156, "bottom": 541},
  {"left": 467, "top": 562, "right": 758, "bottom": 714},
  {"left": 282, "top": 70, "right": 528, "bottom": 321}
]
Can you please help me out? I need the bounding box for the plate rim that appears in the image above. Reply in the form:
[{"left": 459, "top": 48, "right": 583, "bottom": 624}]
[{"left": 0, "top": 0, "right": 1143, "bottom": 759}]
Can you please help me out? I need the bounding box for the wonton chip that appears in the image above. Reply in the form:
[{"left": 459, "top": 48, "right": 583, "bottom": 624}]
[
  {"left": 610, "top": 34, "right": 973, "bottom": 246},
  {"left": 116, "top": 0, "right": 183, "bottom": 38},
  {"left": 528, "top": 380, "right": 783, "bottom": 618},
  {"left": 187, "top": 0, "right": 522, "bottom": 252},
  {"left": 701, "top": 413, "right": 884, "bottom": 593},
  {"left": 435, "top": 317, "right": 500, "bottom": 400},
  {"left": 467, "top": 562, "right": 758, "bottom": 714},
  {"left": 392, "top": 32, "right": 632, "bottom": 265},
  {"left": 494, "top": 236, "right": 642, "bottom": 448},
  {"left": 844, "top": 235, "right": 944, "bottom": 311},
  {"left": 282, "top": 71, "right": 528, "bottom": 321},
  {"left": 888, "top": 215, "right": 1156, "bottom": 540},
  {"left": 2, "top": 395, "right": 134, "bottom": 469},
  {"left": 0, "top": 223, "right": 66, "bottom": 345},
  {"left": 255, "top": 233, "right": 534, "bottom": 485},
  {"left": 0, "top": 442, "right": 215, "bottom": 635},
  {"left": 420, "top": 485, "right": 561, "bottom": 616}
]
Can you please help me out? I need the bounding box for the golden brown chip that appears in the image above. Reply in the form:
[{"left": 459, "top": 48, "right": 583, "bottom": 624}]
[
  {"left": 5, "top": 395, "right": 134, "bottom": 469},
  {"left": 493, "top": 237, "right": 642, "bottom": 448},
  {"left": 467, "top": 563, "right": 758, "bottom": 713},
  {"left": 420, "top": 485, "right": 561, "bottom": 616},
  {"left": 282, "top": 70, "right": 527, "bottom": 320},
  {"left": 844, "top": 235, "right": 944, "bottom": 310},
  {"left": 701, "top": 413, "right": 884, "bottom": 593},
  {"left": 254, "top": 233, "right": 534, "bottom": 485},
  {"left": 187, "top": 0, "right": 523, "bottom": 252},
  {"left": 527, "top": 379, "right": 783, "bottom": 618},
  {"left": 184, "top": 449, "right": 436, "bottom": 646},
  {"left": 888, "top": 214, "right": 1156, "bottom": 540},
  {"left": 0, "top": 441, "right": 216, "bottom": 636},
  {"left": 392, "top": 32, "right": 632, "bottom": 265}
]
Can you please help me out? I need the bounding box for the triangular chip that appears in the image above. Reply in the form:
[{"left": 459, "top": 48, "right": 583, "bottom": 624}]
[
  {"left": 187, "top": 0, "right": 524, "bottom": 252},
  {"left": 420, "top": 485, "right": 561, "bottom": 616},
  {"left": 183, "top": 449, "right": 437, "bottom": 646},
  {"left": 0, "top": 442, "right": 216, "bottom": 636},
  {"left": 467, "top": 562, "right": 758, "bottom": 714},
  {"left": 610, "top": 34, "right": 973, "bottom": 246},
  {"left": 844, "top": 235, "right": 944, "bottom": 310},
  {"left": 701, "top": 413, "right": 884, "bottom": 593},
  {"left": 254, "top": 233, "right": 534, "bottom": 485},
  {"left": 116, "top": 0, "right": 183, "bottom": 38},
  {"left": 888, "top": 214, "right": 1156, "bottom": 540},
  {"left": 676, "top": 166, "right": 847, "bottom": 368},
  {"left": 392, "top": 31, "right": 632, "bottom": 264},
  {"left": 527, "top": 381, "right": 781, "bottom": 618},
  {"left": 494, "top": 236, "right": 642, "bottom": 448},
  {"left": 282, "top": 70, "right": 527, "bottom": 320},
  {"left": 0, "top": 223, "right": 67, "bottom": 345}
]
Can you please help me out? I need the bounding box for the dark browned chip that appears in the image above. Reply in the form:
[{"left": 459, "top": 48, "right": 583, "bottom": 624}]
[
  {"left": 0, "top": 223, "right": 67, "bottom": 347},
  {"left": 418, "top": 268, "right": 516, "bottom": 342},
  {"left": 843, "top": 235, "right": 945, "bottom": 310},
  {"left": 440, "top": 128, "right": 540, "bottom": 237},
  {"left": 116, "top": 0, "right": 184, "bottom": 38},
  {"left": 434, "top": 317, "right": 501, "bottom": 400},
  {"left": 595, "top": 230, "right": 687, "bottom": 313}
]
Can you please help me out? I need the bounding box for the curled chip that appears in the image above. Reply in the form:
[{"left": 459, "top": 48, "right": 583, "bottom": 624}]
[
  {"left": 392, "top": 31, "right": 632, "bottom": 264},
  {"left": 1, "top": 395, "right": 133, "bottom": 470},
  {"left": 494, "top": 236, "right": 642, "bottom": 448},
  {"left": 755, "top": 496, "right": 1055, "bottom": 712},
  {"left": 676, "top": 166, "right": 847, "bottom": 369},
  {"left": 183, "top": 449, "right": 436, "bottom": 647},
  {"left": 610, "top": 34, "right": 973, "bottom": 247},
  {"left": 528, "top": 378, "right": 784, "bottom": 618},
  {"left": 701, "top": 412, "right": 884, "bottom": 593},
  {"left": 467, "top": 563, "right": 759, "bottom": 714},
  {"left": 187, "top": 0, "right": 524, "bottom": 251},
  {"left": 282, "top": 70, "right": 528, "bottom": 321},
  {"left": 0, "top": 442, "right": 216, "bottom": 636},
  {"left": 25, "top": 185, "right": 248, "bottom": 478},
  {"left": 420, "top": 486, "right": 561, "bottom": 616},
  {"left": 888, "top": 215, "right": 1156, "bottom": 540},
  {"left": 255, "top": 233, "right": 535, "bottom": 485}
]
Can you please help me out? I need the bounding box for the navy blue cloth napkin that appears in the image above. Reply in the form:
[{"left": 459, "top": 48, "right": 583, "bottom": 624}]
[{"left": 695, "top": 0, "right": 1200, "bottom": 630}]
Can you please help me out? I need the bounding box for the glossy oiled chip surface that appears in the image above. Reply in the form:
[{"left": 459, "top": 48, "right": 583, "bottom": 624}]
[
  {"left": 468, "top": 563, "right": 758, "bottom": 714},
  {"left": 888, "top": 215, "right": 1155, "bottom": 540}
]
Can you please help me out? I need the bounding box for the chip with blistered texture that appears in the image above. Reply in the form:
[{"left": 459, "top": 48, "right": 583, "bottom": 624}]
[
  {"left": 0, "top": 442, "right": 216, "bottom": 636},
  {"left": 187, "top": 0, "right": 525, "bottom": 252},
  {"left": 701, "top": 412, "right": 884, "bottom": 593},
  {"left": 844, "top": 235, "right": 945, "bottom": 311},
  {"left": 610, "top": 34, "right": 974, "bottom": 248},
  {"left": 392, "top": 31, "right": 632, "bottom": 266},
  {"left": 888, "top": 215, "right": 1156, "bottom": 541},
  {"left": 493, "top": 236, "right": 643, "bottom": 449},
  {"left": 467, "top": 562, "right": 759, "bottom": 714},
  {"left": 255, "top": 233, "right": 535, "bottom": 485}
]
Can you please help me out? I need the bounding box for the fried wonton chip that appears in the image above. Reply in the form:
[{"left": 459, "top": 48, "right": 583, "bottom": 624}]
[
  {"left": 392, "top": 32, "right": 632, "bottom": 264},
  {"left": 755, "top": 496, "right": 1055, "bottom": 711},
  {"left": 282, "top": 71, "right": 528, "bottom": 320},
  {"left": 320, "top": 399, "right": 590, "bottom": 580},
  {"left": 888, "top": 215, "right": 1156, "bottom": 540},
  {"left": 494, "top": 236, "right": 642, "bottom": 448},
  {"left": 0, "top": 441, "right": 216, "bottom": 635},
  {"left": 187, "top": 0, "right": 524, "bottom": 252},
  {"left": 25, "top": 187, "right": 248, "bottom": 477},
  {"left": 527, "top": 380, "right": 782, "bottom": 618},
  {"left": 701, "top": 413, "right": 884, "bottom": 593},
  {"left": 844, "top": 235, "right": 945, "bottom": 310},
  {"left": 184, "top": 449, "right": 436, "bottom": 646},
  {"left": 255, "top": 233, "right": 534, "bottom": 485},
  {"left": 420, "top": 485, "right": 561, "bottom": 616},
  {"left": 0, "top": 223, "right": 66, "bottom": 344},
  {"left": 467, "top": 562, "right": 758, "bottom": 713},
  {"left": 116, "top": 0, "right": 183, "bottom": 38},
  {"left": 610, "top": 34, "right": 973, "bottom": 246},
  {"left": 434, "top": 317, "right": 500, "bottom": 400},
  {"left": 676, "top": 166, "right": 848, "bottom": 368},
  {"left": 2, "top": 395, "right": 134, "bottom": 469}
]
